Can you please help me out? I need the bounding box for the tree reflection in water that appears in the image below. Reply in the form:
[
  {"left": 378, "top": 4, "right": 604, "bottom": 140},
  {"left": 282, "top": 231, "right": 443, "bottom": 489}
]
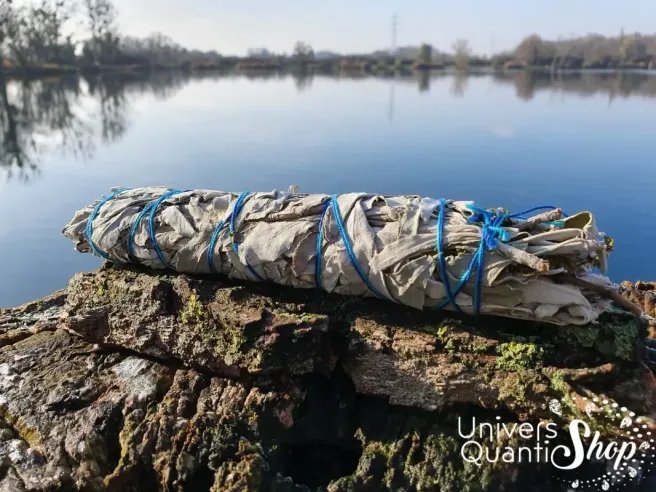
[
  {"left": 1, "top": 70, "right": 655, "bottom": 181},
  {"left": 0, "top": 71, "right": 191, "bottom": 181},
  {"left": 492, "top": 69, "right": 656, "bottom": 101}
]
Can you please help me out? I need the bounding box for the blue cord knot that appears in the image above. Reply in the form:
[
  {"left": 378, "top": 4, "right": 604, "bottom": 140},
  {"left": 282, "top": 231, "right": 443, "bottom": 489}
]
[
  {"left": 483, "top": 225, "right": 510, "bottom": 248},
  {"left": 465, "top": 203, "right": 511, "bottom": 250},
  {"left": 435, "top": 200, "right": 509, "bottom": 316},
  {"left": 436, "top": 202, "right": 562, "bottom": 316}
]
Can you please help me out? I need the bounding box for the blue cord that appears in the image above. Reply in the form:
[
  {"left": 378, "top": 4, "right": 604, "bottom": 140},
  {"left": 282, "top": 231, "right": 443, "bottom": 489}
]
[
  {"left": 469, "top": 205, "right": 509, "bottom": 314},
  {"left": 434, "top": 201, "right": 512, "bottom": 316},
  {"left": 128, "top": 197, "right": 160, "bottom": 259},
  {"left": 207, "top": 217, "right": 227, "bottom": 273},
  {"left": 228, "top": 191, "right": 264, "bottom": 281},
  {"left": 330, "top": 194, "right": 388, "bottom": 300},
  {"left": 147, "top": 189, "right": 185, "bottom": 268},
  {"left": 508, "top": 205, "right": 568, "bottom": 220},
  {"left": 85, "top": 188, "right": 129, "bottom": 261},
  {"left": 229, "top": 192, "right": 250, "bottom": 240},
  {"left": 435, "top": 198, "right": 465, "bottom": 313},
  {"left": 207, "top": 192, "right": 246, "bottom": 274},
  {"left": 434, "top": 201, "right": 564, "bottom": 316},
  {"left": 315, "top": 200, "right": 330, "bottom": 289},
  {"left": 128, "top": 202, "right": 154, "bottom": 258}
]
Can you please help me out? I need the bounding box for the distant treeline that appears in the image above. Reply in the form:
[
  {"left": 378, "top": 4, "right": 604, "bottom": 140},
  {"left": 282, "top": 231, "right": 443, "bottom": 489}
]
[
  {"left": 357, "top": 33, "right": 656, "bottom": 71},
  {"left": 1, "top": 0, "right": 655, "bottom": 78},
  {"left": 493, "top": 33, "right": 656, "bottom": 70},
  {"left": 0, "top": 0, "right": 224, "bottom": 76}
]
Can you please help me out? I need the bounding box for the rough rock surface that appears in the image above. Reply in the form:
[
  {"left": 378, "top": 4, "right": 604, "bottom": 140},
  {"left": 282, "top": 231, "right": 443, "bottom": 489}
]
[
  {"left": 621, "top": 281, "right": 656, "bottom": 338},
  {"left": 0, "top": 264, "right": 655, "bottom": 491}
]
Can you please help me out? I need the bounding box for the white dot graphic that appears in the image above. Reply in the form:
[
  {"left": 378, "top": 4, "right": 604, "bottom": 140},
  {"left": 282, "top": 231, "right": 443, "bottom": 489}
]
[{"left": 546, "top": 396, "right": 654, "bottom": 490}]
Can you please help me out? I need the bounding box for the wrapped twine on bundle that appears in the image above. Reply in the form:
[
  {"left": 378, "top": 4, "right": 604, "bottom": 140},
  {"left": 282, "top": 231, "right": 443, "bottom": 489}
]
[{"left": 63, "top": 186, "right": 616, "bottom": 325}]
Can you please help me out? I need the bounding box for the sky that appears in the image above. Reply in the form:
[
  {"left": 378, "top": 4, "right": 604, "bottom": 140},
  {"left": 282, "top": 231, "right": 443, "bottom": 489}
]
[{"left": 108, "top": 0, "right": 655, "bottom": 56}]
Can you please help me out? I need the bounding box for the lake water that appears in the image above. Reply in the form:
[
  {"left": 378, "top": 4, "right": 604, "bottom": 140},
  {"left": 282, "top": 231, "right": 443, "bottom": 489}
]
[{"left": 1, "top": 70, "right": 655, "bottom": 308}]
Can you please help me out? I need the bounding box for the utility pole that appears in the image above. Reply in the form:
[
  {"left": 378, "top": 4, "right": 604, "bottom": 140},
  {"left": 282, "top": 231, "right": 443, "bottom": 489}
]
[{"left": 391, "top": 13, "right": 398, "bottom": 56}]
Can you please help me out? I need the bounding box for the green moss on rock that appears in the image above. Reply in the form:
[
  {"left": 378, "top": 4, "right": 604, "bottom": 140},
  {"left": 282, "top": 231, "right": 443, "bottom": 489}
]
[
  {"left": 495, "top": 342, "right": 544, "bottom": 371},
  {"left": 181, "top": 293, "right": 209, "bottom": 326},
  {"left": 553, "top": 311, "right": 641, "bottom": 361}
]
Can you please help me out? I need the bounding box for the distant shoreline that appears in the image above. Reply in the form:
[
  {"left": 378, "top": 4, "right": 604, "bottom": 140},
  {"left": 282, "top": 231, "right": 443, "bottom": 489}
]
[{"left": 2, "top": 61, "right": 655, "bottom": 81}]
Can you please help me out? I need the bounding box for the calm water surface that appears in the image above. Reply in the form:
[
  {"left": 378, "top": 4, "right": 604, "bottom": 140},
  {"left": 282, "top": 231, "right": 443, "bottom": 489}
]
[{"left": 1, "top": 71, "right": 655, "bottom": 307}]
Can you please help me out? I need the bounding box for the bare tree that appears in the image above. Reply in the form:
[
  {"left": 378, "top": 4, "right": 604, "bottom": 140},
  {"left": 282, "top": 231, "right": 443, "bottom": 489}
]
[
  {"left": 248, "top": 47, "right": 274, "bottom": 59},
  {"left": 1, "top": 0, "right": 76, "bottom": 67},
  {"left": 2, "top": 2, "right": 31, "bottom": 66},
  {"left": 120, "top": 33, "right": 222, "bottom": 68},
  {"left": 25, "top": 1, "right": 76, "bottom": 64},
  {"left": 82, "top": 0, "right": 119, "bottom": 64},
  {"left": 0, "top": 1, "right": 11, "bottom": 42},
  {"left": 452, "top": 39, "right": 471, "bottom": 70},
  {"left": 417, "top": 43, "right": 432, "bottom": 64},
  {"left": 515, "top": 34, "right": 544, "bottom": 65},
  {"left": 620, "top": 31, "right": 648, "bottom": 63},
  {"left": 293, "top": 41, "right": 314, "bottom": 63},
  {"left": 0, "top": 1, "right": 12, "bottom": 73}
]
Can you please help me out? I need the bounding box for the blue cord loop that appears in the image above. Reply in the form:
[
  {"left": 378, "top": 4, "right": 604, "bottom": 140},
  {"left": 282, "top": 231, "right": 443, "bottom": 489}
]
[
  {"left": 206, "top": 191, "right": 264, "bottom": 279},
  {"left": 206, "top": 191, "right": 264, "bottom": 280},
  {"left": 147, "top": 189, "right": 186, "bottom": 268},
  {"left": 207, "top": 193, "right": 248, "bottom": 273},
  {"left": 128, "top": 189, "right": 179, "bottom": 259},
  {"left": 435, "top": 198, "right": 467, "bottom": 313},
  {"left": 329, "top": 194, "right": 388, "bottom": 300},
  {"left": 434, "top": 201, "right": 563, "bottom": 316},
  {"left": 128, "top": 201, "right": 155, "bottom": 258},
  {"left": 507, "top": 205, "right": 568, "bottom": 231},
  {"left": 465, "top": 204, "right": 511, "bottom": 249},
  {"left": 231, "top": 191, "right": 264, "bottom": 281},
  {"left": 508, "top": 205, "right": 566, "bottom": 220},
  {"left": 85, "top": 188, "right": 129, "bottom": 261},
  {"left": 314, "top": 199, "right": 331, "bottom": 289},
  {"left": 207, "top": 215, "right": 227, "bottom": 273},
  {"left": 206, "top": 192, "right": 249, "bottom": 274}
]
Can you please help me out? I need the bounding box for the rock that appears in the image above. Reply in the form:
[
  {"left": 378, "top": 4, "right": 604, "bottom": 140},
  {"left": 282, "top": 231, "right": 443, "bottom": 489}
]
[
  {"left": 621, "top": 281, "right": 656, "bottom": 338},
  {"left": 62, "top": 267, "right": 335, "bottom": 378},
  {"left": 0, "top": 264, "right": 654, "bottom": 491},
  {"left": 0, "top": 290, "right": 66, "bottom": 349}
]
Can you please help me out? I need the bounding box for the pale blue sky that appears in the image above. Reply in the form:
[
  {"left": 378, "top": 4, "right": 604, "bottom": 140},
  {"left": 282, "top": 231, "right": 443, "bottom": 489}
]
[{"left": 112, "top": 0, "right": 655, "bottom": 55}]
